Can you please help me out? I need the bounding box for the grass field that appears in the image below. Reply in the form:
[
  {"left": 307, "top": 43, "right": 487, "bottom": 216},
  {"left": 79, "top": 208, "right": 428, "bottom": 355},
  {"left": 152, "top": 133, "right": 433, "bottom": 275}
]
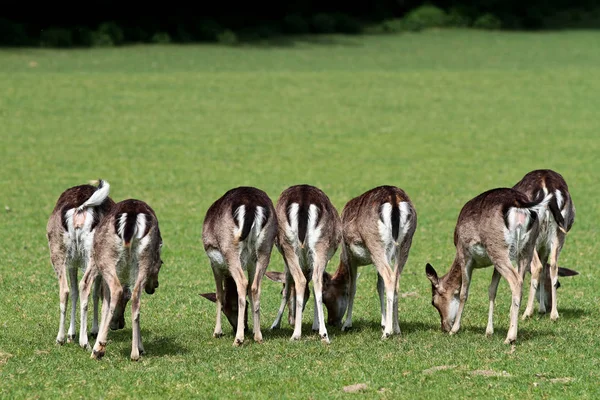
[{"left": 1, "top": 29, "right": 599, "bottom": 399}]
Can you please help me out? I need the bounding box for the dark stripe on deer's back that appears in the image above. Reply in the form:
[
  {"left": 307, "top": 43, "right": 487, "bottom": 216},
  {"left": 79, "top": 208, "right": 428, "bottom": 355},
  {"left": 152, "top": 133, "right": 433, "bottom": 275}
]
[{"left": 238, "top": 204, "right": 256, "bottom": 242}]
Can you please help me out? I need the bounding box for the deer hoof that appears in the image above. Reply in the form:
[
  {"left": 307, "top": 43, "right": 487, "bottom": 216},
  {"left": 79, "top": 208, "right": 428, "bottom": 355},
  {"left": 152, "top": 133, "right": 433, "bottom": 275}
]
[
  {"left": 504, "top": 337, "right": 516, "bottom": 345},
  {"left": 91, "top": 349, "right": 105, "bottom": 360}
]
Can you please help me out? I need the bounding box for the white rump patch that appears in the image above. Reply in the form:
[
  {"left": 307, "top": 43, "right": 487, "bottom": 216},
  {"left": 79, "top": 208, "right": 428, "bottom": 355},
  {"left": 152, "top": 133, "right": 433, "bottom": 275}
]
[
  {"left": 234, "top": 205, "right": 246, "bottom": 238},
  {"left": 117, "top": 213, "right": 128, "bottom": 239},
  {"left": 306, "top": 204, "right": 322, "bottom": 252},
  {"left": 63, "top": 207, "right": 96, "bottom": 263},
  {"left": 555, "top": 190, "right": 564, "bottom": 210},
  {"left": 285, "top": 203, "right": 300, "bottom": 244},
  {"left": 504, "top": 208, "right": 534, "bottom": 258},
  {"left": 135, "top": 214, "right": 147, "bottom": 239},
  {"left": 398, "top": 202, "right": 412, "bottom": 240}
]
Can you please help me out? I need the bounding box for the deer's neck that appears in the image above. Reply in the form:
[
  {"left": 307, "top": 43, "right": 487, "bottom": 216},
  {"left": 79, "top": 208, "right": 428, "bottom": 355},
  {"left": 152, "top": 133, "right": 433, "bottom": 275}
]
[{"left": 444, "top": 256, "right": 463, "bottom": 289}]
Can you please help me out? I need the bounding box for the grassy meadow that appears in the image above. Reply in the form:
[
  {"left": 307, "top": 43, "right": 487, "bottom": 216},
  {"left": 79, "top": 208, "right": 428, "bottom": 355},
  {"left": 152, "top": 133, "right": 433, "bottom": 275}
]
[{"left": 1, "top": 29, "right": 599, "bottom": 398}]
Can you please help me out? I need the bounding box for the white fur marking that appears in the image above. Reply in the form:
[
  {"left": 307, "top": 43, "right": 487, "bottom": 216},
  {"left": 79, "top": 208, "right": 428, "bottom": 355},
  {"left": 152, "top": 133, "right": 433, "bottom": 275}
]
[
  {"left": 286, "top": 203, "right": 300, "bottom": 244},
  {"left": 77, "top": 181, "right": 110, "bottom": 211},
  {"left": 449, "top": 297, "right": 460, "bottom": 323},
  {"left": 307, "top": 204, "right": 322, "bottom": 252},
  {"left": 135, "top": 214, "right": 147, "bottom": 239},
  {"left": 555, "top": 190, "right": 564, "bottom": 209},
  {"left": 118, "top": 213, "right": 127, "bottom": 239}
]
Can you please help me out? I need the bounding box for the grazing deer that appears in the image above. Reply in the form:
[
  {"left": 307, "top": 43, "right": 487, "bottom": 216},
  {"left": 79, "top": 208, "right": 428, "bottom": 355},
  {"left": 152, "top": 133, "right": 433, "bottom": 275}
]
[
  {"left": 201, "top": 187, "right": 277, "bottom": 346},
  {"left": 511, "top": 169, "right": 576, "bottom": 321},
  {"left": 321, "top": 185, "right": 417, "bottom": 339},
  {"left": 46, "top": 180, "right": 114, "bottom": 345},
  {"left": 78, "top": 199, "right": 164, "bottom": 361},
  {"left": 200, "top": 276, "right": 249, "bottom": 335},
  {"left": 266, "top": 184, "right": 342, "bottom": 343},
  {"left": 264, "top": 270, "right": 310, "bottom": 331},
  {"left": 425, "top": 188, "right": 553, "bottom": 344}
]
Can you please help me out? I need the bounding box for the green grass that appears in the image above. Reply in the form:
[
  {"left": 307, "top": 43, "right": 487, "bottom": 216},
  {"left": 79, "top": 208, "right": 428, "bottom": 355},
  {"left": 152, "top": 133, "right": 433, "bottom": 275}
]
[{"left": 1, "top": 29, "right": 600, "bottom": 399}]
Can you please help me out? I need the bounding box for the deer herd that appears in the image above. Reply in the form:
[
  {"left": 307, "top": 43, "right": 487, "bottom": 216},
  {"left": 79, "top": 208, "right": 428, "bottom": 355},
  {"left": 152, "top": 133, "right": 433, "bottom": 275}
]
[{"left": 46, "top": 169, "right": 577, "bottom": 360}]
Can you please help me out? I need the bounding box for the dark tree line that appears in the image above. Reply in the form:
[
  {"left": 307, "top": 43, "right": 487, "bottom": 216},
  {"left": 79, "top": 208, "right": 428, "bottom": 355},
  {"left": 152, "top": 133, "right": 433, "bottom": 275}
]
[{"left": 2, "top": 0, "right": 599, "bottom": 47}]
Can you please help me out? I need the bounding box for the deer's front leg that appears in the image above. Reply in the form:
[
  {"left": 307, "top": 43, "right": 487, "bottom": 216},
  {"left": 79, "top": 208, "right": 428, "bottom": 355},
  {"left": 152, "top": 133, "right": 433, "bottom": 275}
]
[
  {"left": 251, "top": 249, "right": 272, "bottom": 344},
  {"left": 486, "top": 268, "right": 501, "bottom": 336},
  {"left": 341, "top": 260, "right": 358, "bottom": 332},
  {"left": 450, "top": 258, "right": 473, "bottom": 335},
  {"left": 210, "top": 266, "right": 224, "bottom": 338},
  {"left": 548, "top": 236, "right": 563, "bottom": 321}
]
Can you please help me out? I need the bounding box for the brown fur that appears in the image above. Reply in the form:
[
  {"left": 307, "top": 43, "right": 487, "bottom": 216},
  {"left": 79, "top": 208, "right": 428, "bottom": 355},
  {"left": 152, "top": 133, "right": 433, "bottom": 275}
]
[
  {"left": 78, "top": 199, "right": 163, "bottom": 361},
  {"left": 46, "top": 181, "right": 115, "bottom": 346},
  {"left": 512, "top": 169, "right": 576, "bottom": 320},
  {"left": 425, "top": 187, "right": 549, "bottom": 344},
  {"left": 268, "top": 184, "right": 342, "bottom": 343},
  {"left": 322, "top": 185, "right": 417, "bottom": 339},
  {"left": 201, "top": 186, "right": 277, "bottom": 346}
]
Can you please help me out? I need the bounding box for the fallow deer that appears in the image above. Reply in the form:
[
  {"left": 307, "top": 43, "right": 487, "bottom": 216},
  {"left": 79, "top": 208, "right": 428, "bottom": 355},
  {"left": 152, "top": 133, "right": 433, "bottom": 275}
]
[
  {"left": 322, "top": 185, "right": 417, "bottom": 339},
  {"left": 78, "top": 199, "right": 164, "bottom": 361},
  {"left": 201, "top": 186, "right": 277, "bottom": 346},
  {"left": 267, "top": 184, "right": 342, "bottom": 343},
  {"left": 200, "top": 277, "right": 249, "bottom": 335},
  {"left": 512, "top": 169, "right": 576, "bottom": 321},
  {"left": 46, "top": 179, "right": 114, "bottom": 345},
  {"left": 425, "top": 188, "right": 553, "bottom": 344}
]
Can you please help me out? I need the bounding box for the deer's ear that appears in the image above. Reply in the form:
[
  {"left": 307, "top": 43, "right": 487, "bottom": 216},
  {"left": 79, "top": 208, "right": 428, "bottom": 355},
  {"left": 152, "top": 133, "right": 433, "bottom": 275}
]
[
  {"left": 199, "top": 293, "right": 217, "bottom": 303},
  {"left": 557, "top": 266, "right": 579, "bottom": 277},
  {"left": 425, "top": 263, "right": 440, "bottom": 288},
  {"left": 265, "top": 271, "right": 285, "bottom": 283}
]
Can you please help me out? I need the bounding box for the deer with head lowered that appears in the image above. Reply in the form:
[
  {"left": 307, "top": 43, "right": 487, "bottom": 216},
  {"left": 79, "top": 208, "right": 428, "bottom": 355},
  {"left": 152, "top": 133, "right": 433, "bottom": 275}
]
[
  {"left": 425, "top": 187, "right": 553, "bottom": 344},
  {"left": 265, "top": 184, "right": 342, "bottom": 343},
  {"left": 46, "top": 180, "right": 115, "bottom": 346},
  {"left": 512, "top": 169, "right": 577, "bottom": 321},
  {"left": 200, "top": 186, "right": 277, "bottom": 346},
  {"left": 319, "top": 185, "right": 417, "bottom": 339},
  {"left": 78, "top": 198, "right": 164, "bottom": 361}
]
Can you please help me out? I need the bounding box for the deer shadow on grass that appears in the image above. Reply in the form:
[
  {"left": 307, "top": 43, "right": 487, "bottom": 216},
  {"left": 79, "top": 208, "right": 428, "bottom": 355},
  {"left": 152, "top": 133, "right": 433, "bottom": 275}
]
[{"left": 104, "top": 329, "right": 188, "bottom": 358}]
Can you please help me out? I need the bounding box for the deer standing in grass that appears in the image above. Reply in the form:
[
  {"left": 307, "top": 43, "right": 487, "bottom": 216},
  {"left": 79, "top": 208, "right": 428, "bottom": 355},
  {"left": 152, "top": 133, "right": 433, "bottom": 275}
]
[
  {"left": 201, "top": 187, "right": 277, "bottom": 346},
  {"left": 46, "top": 180, "right": 114, "bottom": 345},
  {"left": 78, "top": 199, "right": 164, "bottom": 361},
  {"left": 512, "top": 169, "right": 577, "bottom": 320},
  {"left": 320, "top": 185, "right": 417, "bottom": 339},
  {"left": 266, "top": 184, "right": 342, "bottom": 343},
  {"left": 425, "top": 188, "right": 553, "bottom": 344}
]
